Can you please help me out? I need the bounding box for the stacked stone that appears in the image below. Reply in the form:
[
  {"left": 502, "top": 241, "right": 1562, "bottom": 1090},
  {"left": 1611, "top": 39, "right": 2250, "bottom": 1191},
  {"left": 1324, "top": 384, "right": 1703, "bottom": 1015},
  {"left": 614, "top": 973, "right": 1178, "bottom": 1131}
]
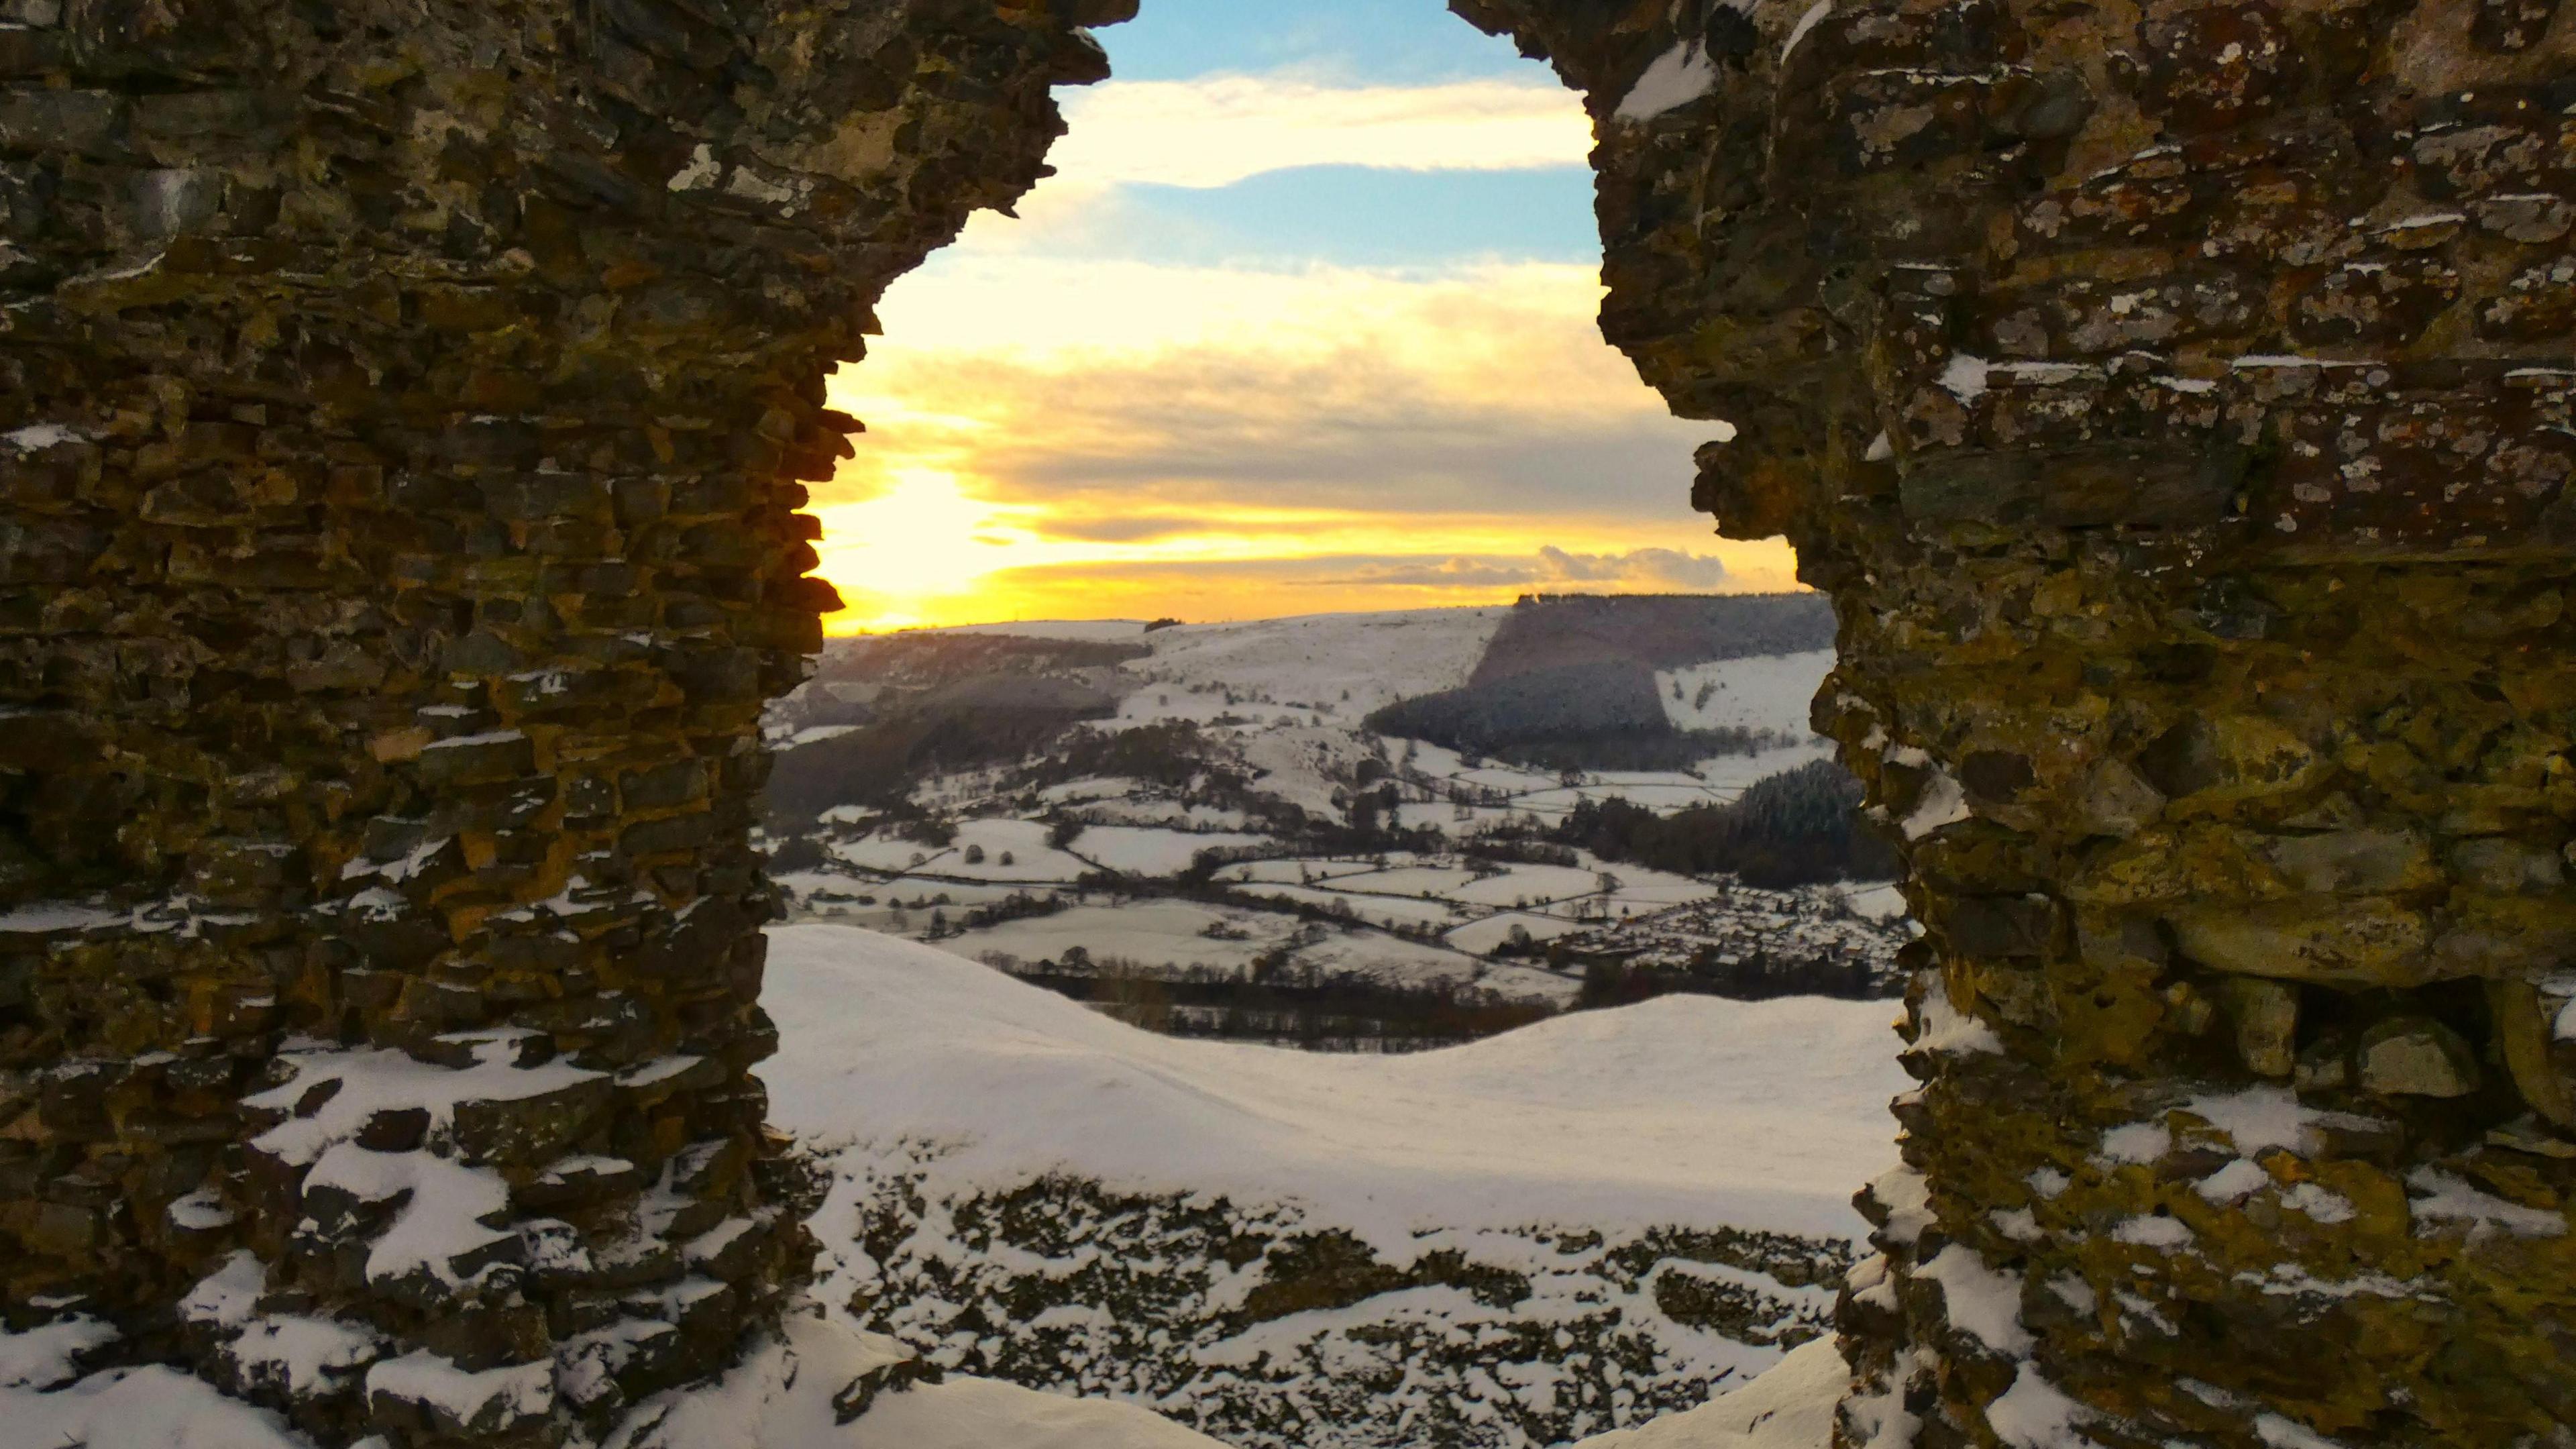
[
  {"left": 1458, "top": 0, "right": 2573, "bottom": 1444},
  {"left": 1, "top": 1, "right": 1123, "bottom": 1444}
]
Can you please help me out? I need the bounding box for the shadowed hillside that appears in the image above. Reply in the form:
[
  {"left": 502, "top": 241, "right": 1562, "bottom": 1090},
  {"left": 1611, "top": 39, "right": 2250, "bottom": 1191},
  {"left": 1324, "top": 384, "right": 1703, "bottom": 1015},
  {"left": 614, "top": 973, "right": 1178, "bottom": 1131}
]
[
  {"left": 1367, "top": 594, "right": 1836, "bottom": 769},
  {"left": 1471, "top": 592, "right": 1835, "bottom": 684}
]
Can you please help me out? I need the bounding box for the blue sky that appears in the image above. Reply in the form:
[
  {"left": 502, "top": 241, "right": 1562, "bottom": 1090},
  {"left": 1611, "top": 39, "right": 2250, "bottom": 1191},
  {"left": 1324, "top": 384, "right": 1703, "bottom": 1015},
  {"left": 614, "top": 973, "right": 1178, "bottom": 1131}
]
[
  {"left": 1078, "top": 166, "right": 1599, "bottom": 270},
  {"left": 1103, "top": 0, "right": 1541, "bottom": 84},
  {"left": 1049, "top": 0, "right": 1596, "bottom": 270},
  {"left": 809, "top": 0, "right": 1792, "bottom": 629}
]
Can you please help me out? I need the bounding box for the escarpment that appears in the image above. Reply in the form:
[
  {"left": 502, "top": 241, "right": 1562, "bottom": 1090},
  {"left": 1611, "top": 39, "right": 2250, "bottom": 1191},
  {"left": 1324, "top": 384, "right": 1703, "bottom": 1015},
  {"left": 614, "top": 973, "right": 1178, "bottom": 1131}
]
[
  {"left": 0, "top": 1, "right": 1124, "bottom": 1442},
  {"left": 1456, "top": 0, "right": 2576, "bottom": 1444}
]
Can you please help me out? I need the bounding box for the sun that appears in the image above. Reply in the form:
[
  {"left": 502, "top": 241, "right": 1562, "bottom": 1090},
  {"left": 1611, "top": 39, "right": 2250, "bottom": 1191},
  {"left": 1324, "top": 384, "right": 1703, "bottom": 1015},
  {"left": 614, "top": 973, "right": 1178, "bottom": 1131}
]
[{"left": 811, "top": 470, "right": 1032, "bottom": 628}]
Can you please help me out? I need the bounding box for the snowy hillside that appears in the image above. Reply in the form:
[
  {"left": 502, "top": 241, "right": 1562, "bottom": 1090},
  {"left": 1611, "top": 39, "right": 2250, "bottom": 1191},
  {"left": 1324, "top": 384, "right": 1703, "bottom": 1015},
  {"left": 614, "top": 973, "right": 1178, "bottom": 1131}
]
[
  {"left": 759, "top": 600, "right": 1898, "bottom": 1049},
  {"left": 0, "top": 1308, "right": 1843, "bottom": 1449},
  {"left": 1656, "top": 651, "right": 1835, "bottom": 737},
  {"left": 0, "top": 924, "right": 1883, "bottom": 1449},
  {"left": 763, "top": 924, "right": 1900, "bottom": 1242},
  {"left": 770, "top": 602, "right": 1839, "bottom": 838},
  {"left": 1108, "top": 606, "right": 1511, "bottom": 730},
  {"left": 761, "top": 924, "right": 1904, "bottom": 1448}
]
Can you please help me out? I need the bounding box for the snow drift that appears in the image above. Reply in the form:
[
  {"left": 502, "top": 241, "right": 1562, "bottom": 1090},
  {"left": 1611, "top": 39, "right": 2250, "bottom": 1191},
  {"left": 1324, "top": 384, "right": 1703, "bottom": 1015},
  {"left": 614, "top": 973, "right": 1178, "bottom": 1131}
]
[{"left": 759, "top": 923, "right": 1904, "bottom": 1248}]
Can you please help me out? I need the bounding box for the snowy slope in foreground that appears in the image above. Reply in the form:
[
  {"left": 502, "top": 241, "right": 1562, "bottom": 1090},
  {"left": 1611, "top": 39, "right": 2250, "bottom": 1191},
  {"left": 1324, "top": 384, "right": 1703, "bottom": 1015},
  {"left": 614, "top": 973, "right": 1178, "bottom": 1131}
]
[
  {"left": 760, "top": 923, "right": 1903, "bottom": 1246},
  {"left": 0, "top": 1313, "right": 1841, "bottom": 1449},
  {"left": 625, "top": 1319, "right": 1843, "bottom": 1449},
  {"left": 3, "top": 924, "right": 1878, "bottom": 1449},
  {"left": 0, "top": 1316, "right": 1221, "bottom": 1449},
  {"left": 763, "top": 924, "right": 1898, "bottom": 1446},
  {"left": 1567, "top": 1338, "right": 1844, "bottom": 1448}
]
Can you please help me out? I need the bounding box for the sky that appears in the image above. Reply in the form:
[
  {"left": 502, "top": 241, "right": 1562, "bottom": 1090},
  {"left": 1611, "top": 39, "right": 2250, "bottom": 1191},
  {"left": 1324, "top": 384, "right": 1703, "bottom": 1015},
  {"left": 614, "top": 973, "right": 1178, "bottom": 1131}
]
[{"left": 810, "top": 0, "right": 1797, "bottom": 631}]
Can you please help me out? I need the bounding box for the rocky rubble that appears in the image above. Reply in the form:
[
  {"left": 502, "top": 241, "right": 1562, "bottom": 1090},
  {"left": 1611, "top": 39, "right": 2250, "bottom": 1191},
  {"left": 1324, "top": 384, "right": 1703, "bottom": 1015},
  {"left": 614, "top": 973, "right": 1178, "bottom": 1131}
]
[
  {"left": 1, "top": 0, "right": 1128, "bottom": 1443},
  {"left": 824, "top": 1165, "right": 1846, "bottom": 1449},
  {"left": 1453, "top": 0, "right": 2576, "bottom": 1443}
]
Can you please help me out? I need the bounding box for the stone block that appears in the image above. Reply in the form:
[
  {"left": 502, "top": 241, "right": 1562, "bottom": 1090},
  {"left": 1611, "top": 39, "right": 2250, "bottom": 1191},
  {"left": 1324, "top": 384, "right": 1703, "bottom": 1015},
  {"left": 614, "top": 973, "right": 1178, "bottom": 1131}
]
[
  {"left": 2451, "top": 837, "right": 2565, "bottom": 895},
  {"left": 2489, "top": 977, "right": 2576, "bottom": 1128},
  {"left": 2264, "top": 828, "right": 2439, "bottom": 896},
  {"left": 415, "top": 731, "right": 535, "bottom": 787},
  {"left": 516, "top": 1153, "right": 645, "bottom": 1212},
  {"left": 2355, "top": 1017, "right": 2481, "bottom": 1098},
  {"left": 2171, "top": 897, "right": 2436, "bottom": 987},
  {"left": 1898, "top": 445, "right": 2239, "bottom": 529},
  {"left": 619, "top": 811, "right": 714, "bottom": 859},
  {"left": 2218, "top": 977, "right": 2299, "bottom": 1078},
  {"left": 2073, "top": 759, "right": 2165, "bottom": 837},
  {"left": 366, "top": 1352, "right": 555, "bottom": 1440},
  {"left": 617, "top": 760, "right": 704, "bottom": 812},
  {"left": 0, "top": 89, "right": 121, "bottom": 160},
  {"left": 117, "top": 166, "right": 222, "bottom": 239},
  {"left": 452, "top": 1077, "right": 613, "bottom": 1168},
  {"left": 1944, "top": 894, "right": 2056, "bottom": 959}
]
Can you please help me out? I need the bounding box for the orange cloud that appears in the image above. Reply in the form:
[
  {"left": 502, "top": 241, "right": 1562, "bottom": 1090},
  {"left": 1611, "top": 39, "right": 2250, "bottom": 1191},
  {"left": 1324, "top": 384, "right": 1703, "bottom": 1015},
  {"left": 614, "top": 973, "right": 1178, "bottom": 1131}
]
[{"left": 806, "top": 125, "right": 1792, "bottom": 631}]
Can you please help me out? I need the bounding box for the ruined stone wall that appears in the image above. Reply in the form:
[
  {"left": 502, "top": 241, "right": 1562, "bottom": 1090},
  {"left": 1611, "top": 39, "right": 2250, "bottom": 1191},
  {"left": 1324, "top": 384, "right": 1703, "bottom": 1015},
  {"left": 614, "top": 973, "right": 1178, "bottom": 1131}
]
[
  {"left": 1457, "top": 0, "right": 2576, "bottom": 1443},
  {"left": 11, "top": 0, "right": 2575, "bottom": 1444},
  {"left": 0, "top": 1, "right": 1120, "bottom": 1442}
]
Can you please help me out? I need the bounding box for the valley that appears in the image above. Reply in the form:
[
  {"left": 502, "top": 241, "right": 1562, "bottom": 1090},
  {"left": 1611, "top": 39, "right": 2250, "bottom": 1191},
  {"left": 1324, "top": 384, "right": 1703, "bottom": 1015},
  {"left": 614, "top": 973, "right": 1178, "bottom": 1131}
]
[{"left": 755, "top": 596, "right": 1909, "bottom": 1046}]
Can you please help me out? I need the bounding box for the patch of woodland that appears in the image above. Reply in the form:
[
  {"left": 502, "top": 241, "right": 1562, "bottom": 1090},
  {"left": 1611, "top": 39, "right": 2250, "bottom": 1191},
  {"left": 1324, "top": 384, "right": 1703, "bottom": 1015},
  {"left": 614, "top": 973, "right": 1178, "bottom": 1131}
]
[{"left": 1547, "top": 760, "right": 1899, "bottom": 889}]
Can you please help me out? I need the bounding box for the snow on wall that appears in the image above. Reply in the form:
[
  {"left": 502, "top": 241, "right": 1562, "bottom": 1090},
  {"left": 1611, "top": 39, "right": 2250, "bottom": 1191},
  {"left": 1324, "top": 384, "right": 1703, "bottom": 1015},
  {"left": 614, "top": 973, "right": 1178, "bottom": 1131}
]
[{"left": 1613, "top": 40, "right": 1720, "bottom": 123}]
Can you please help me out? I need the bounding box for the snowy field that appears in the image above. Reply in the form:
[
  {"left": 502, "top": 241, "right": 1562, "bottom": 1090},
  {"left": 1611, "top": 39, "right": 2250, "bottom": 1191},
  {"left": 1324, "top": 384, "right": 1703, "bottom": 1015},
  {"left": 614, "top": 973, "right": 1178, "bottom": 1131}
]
[
  {"left": 1107, "top": 607, "right": 1510, "bottom": 731},
  {"left": 1656, "top": 651, "right": 1835, "bottom": 736},
  {"left": 781, "top": 836, "right": 1901, "bottom": 1014},
  {"left": 943, "top": 900, "right": 1293, "bottom": 974}
]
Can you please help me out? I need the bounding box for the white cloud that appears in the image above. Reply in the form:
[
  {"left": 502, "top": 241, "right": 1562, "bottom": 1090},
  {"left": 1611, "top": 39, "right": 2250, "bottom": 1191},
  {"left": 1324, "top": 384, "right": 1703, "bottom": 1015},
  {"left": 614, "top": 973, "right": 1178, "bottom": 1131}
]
[
  {"left": 858, "top": 254, "right": 1642, "bottom": 397},
  {"left": 794, "top": 64, "right": 1800, "bottom": 631},
  {"left": 949, "top": 543, "right": 1799, "bottom": 626},
  {"left": 1536, "top": 545, "right": 1731, "bottom": 588},
  {"left": 833, "top": 255, "right": 1715, "bottom": 521},
  {"left": 1320, "top": 547, "right": 1733, "bottom": 589},
  {"left": 1049, "top": 72, "right": 1593, "bottom": 190}
]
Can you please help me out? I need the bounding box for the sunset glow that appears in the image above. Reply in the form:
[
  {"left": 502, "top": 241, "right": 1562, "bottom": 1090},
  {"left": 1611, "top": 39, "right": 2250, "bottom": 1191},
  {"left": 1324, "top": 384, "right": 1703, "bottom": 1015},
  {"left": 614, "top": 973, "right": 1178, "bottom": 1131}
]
[{"left": 807, "top": 10, "right": 1799, "bottom": 633}]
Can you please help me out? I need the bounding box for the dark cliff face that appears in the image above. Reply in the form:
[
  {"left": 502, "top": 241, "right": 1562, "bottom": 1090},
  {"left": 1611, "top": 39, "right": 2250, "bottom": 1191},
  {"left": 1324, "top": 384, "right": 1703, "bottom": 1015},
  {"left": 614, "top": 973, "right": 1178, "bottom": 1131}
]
[
  {"left": 0, "top": 1, "right": 1121, "bottom": 1442},
  {"left": 1455, "top": 0, "right": 2576, "bottom": 1444}
]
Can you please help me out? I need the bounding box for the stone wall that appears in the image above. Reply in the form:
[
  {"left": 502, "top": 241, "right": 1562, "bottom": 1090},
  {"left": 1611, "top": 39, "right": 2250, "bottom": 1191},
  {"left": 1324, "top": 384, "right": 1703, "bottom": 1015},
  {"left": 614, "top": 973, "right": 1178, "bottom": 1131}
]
[
  {"left": 0, "top": 1, "right": 1122, "bottom": 1443},
  {"left": 11, "top": 0, "right": 2575, "bottom": 1445},
  {"left": 1454, "top": 0, "right": 2576, "bottom": 1444}
]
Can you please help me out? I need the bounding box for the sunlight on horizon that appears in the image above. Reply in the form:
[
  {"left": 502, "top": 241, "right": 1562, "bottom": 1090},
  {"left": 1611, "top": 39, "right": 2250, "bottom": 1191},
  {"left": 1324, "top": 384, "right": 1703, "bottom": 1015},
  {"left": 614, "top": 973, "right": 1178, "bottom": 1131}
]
[
  {"left": 813, "top": 466, "right": 1801, "bottom": 633},
  {"left": 806, "top": 12, "right": 1804, "bottom": 635}
]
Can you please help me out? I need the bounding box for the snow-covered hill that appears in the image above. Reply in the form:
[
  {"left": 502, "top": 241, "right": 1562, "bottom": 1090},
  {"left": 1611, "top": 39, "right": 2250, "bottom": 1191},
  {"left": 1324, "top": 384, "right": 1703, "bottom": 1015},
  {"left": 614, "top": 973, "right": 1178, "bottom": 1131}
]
[
  {"left": 619, "top": 1319, "right": 1849, "bottom": 1449},
  {"left": 761, "top": 924, "right": 1904, "bottom": 1448},
  {"left": 1655, "top": 650, "right": 1835, "bottom": 737},
  {"left": 761, "top": 603, "right": 1896, "bottom": 1044},
  {"left": 2, "top": 923, "right": 1883, "bottom": 1449},
  {"left": 772, "top": 602, "right": 1839, "bottom": 840},
  {"left": 763, "top": 924, "right": 1900, "bottom": 1244},
  {"left": 1108, "top": 606, "right": 1511, "bottom": 731}
]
